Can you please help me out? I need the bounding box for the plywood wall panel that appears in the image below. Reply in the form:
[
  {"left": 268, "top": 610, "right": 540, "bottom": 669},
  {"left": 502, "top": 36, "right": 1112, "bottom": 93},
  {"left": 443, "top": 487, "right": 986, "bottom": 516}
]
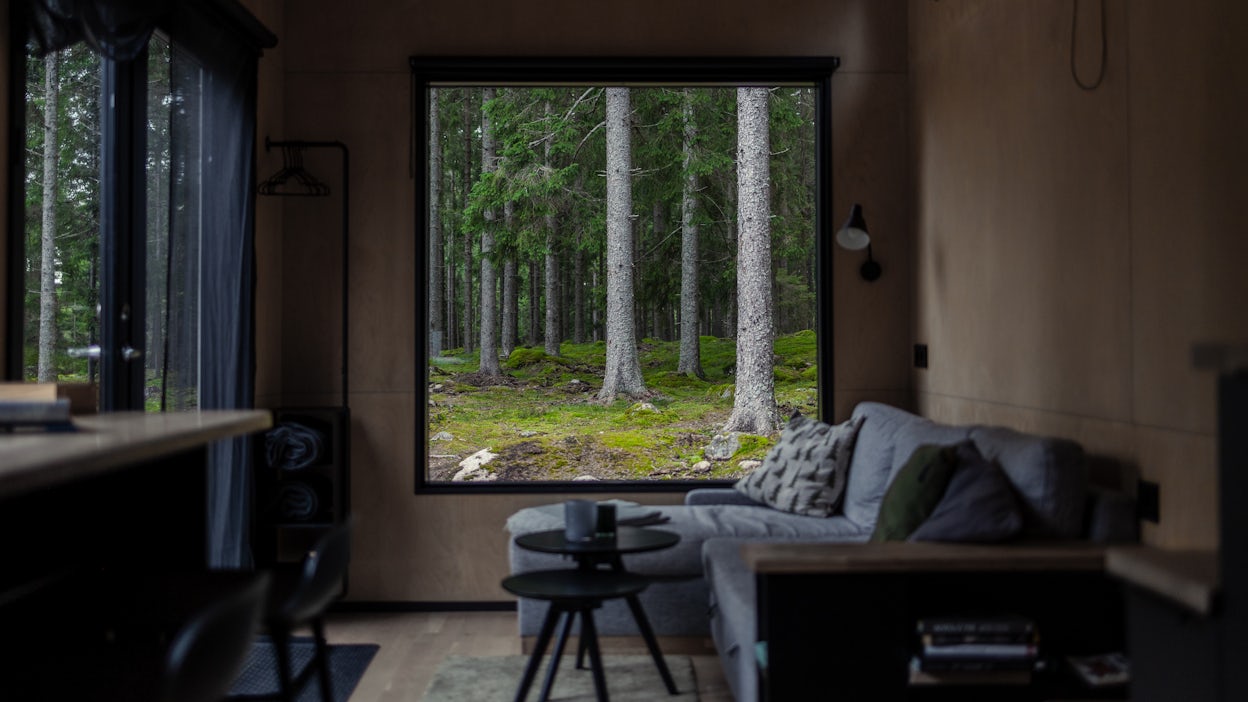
[
  {"left": 911, "top": 0, "right": 1132, "bottom": 422},
  {"left": 282, "top": 0, "right": 907, "bottom": 75},
  {"left": 251, "top": 0, "right": 285, "bottom": 403},
  {"left": 1, "top": 0, "right": 9, "bottom": 374},
  {"left": 280, "top": 73, "right": 415, "bottom": 398},
  {"left": 910, "top": 0, "right": 1239, "bottom": 549},
  {"left": 1128, "top": 0, "right": 1248, "bottom": 435},
  {"left": 832, "top": 73, "right": 911, "bottom": 399}
]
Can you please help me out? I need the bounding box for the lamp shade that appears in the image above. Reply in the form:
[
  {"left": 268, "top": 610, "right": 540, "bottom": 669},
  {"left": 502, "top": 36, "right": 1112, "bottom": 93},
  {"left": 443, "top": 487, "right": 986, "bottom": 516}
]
[{"left": 836, "top": 203, "right": 871, "bottom": 251}]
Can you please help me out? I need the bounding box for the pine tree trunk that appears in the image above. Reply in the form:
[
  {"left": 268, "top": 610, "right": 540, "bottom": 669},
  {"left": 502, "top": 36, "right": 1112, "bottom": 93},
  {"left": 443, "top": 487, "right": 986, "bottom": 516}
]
[
  {"left": 724, "top": 87, "right": 779, "bottom": 434},
  {"left": 677, "top": 88, "right": 705, "bottom": 378},
  {"left": 478, "top": 88, "right": 502, "bottom": 376},
  {"left": 501, "top": 200, "right": 517, "bottom": 358},
  {"left": 573, "top": 248, "right": 586, "bottom": 344},
  {"left": 591, "top": 259, "right": 601, "bottom": 341},
  {"left": 527, "top": 259, "right": 539, "bottom": 347},
  {"left": 598, "top": 88, "right": 647, "bottom": 402},
  {"left": 460, "top": 95, "right": 474, "bottom": 354},
  {"left": 543, "top": 101, "right": 561, "bottom": 356},
  {"left": 37, "top": 53, "right": 60, "bottom": 383},
  {"left": 429, "top": 87, "right": 444, "bottom": 355}
]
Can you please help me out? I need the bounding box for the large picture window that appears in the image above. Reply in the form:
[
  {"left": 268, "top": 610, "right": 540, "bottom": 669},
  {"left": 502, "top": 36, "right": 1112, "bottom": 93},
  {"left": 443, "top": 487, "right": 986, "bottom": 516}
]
[{"left": 413, "top": 59, "right": 837, "bottom": 491}]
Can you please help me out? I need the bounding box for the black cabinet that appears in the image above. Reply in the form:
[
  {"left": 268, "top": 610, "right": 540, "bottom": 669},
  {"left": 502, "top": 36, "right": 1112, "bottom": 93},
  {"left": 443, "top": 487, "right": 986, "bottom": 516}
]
[
  {"left": 751, "top": 549, "right": 1126, "bottom": 702},
  {"left": 253, "top": 406, "right": 350, "bottom": 566}
]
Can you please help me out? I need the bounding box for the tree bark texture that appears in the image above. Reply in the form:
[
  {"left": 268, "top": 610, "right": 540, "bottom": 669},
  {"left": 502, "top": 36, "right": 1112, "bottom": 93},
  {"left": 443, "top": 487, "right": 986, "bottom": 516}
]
[
  {"left": 543, "top": 101, "right": 561, "bottom": 356},
  {"left": 38, "top": 53, "right": 60, "bottom": 382},
  {"left": 677, "top": 89, "right": 705, "bottom": 379},
  {"left": 501, "top": 200, "right": 517, "bottom": 358},
  {"left": 527, "top": 259, "right": 539, "bottom": 347},
  {"left": 573, "top": 248, "right": 586, "bottom": 344},
  {"left": 460, "top": 94, "right": 474, "bottom": 353},
  {"left": 724, "top": 87, "right": 779, "bottom": 434},
  {"left": 478, "top": 87, "right": 502, "bottom": 376},
  {"left": 597, "top": 88, "right": 647, "bottom": 402},
  {"left": 429, "top": 87, "right": 444, "bottom": 350}
]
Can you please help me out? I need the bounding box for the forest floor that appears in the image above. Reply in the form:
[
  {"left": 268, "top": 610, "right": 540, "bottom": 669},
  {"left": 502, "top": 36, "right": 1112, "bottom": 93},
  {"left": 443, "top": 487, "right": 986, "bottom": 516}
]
[{"left": 426, "top": 331, "right": 818, "bottom": 482}]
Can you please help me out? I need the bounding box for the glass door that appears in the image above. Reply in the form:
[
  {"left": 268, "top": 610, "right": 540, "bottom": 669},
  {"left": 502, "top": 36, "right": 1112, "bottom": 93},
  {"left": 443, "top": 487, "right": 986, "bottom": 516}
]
[{"left": 19, "top": 34, "right": 205, "bottom": 413}]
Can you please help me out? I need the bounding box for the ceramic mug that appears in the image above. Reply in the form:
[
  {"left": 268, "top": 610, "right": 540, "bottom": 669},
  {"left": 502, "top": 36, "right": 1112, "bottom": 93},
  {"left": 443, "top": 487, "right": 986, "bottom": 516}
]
[{"left": 564, "top": 499, "right": 596, "bottom": 541}]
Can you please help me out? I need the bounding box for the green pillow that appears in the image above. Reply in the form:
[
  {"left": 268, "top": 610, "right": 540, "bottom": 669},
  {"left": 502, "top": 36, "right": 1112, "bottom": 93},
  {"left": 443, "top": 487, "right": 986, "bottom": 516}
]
[{"left": 870, "top": 444, "right": 959, "bottom": 542}]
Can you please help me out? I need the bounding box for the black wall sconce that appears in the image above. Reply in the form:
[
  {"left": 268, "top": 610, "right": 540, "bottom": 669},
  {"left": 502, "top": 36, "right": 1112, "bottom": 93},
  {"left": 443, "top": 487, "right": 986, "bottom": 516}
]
[{"left": 837, "top": 203, "right": 881, "bottom": 282}]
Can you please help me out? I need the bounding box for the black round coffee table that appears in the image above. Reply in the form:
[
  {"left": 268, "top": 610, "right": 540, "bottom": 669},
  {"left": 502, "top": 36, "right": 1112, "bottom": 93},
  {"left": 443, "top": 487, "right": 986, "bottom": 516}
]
[
  {"left": 514, "top": 526, "right": 680, "bottom": 568},
  {"left": 508, "top": 526, "right": 681, "bottom": 701}
]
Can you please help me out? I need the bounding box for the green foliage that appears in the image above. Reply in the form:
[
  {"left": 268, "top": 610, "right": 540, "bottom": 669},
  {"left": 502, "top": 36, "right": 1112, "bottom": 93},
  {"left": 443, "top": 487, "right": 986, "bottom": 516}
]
[
  {"left": 734, "top": 434, "right": 773, "bottom": 459},
  {"left": 504, "top": 347, "right": 568, "bottom": 369}
]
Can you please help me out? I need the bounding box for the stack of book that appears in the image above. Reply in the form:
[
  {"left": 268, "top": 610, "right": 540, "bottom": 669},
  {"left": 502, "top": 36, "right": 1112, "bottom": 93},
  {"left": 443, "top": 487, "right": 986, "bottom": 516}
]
[
  {"left": 0, "top": 382, "right": 80, "bottom": 432},
  {"left": 910, "top": 614, "right": 1038, "bottom": 686}
]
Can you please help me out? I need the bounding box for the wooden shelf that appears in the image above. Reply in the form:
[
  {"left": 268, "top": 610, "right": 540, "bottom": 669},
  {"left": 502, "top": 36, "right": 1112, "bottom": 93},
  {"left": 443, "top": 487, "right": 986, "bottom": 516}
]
[
  {"left": 1106, "top": 545, "right": 1219, "bottom": 616},
  {"left": 742, "top": 541, "right": 1107, "bottom": 575}
]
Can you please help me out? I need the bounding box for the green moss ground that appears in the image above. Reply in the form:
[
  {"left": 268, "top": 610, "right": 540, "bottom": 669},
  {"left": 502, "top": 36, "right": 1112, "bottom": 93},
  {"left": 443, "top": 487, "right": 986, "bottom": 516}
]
[{"left": 427, "top": 332, "right": 818, "bottom": 481}]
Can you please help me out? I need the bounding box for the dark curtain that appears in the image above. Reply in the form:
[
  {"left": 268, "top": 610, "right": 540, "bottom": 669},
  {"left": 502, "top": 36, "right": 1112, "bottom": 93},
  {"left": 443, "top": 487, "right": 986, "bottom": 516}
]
[
  {"left": 27, "top": 0, "right": 168, "bottom": 60},
  {"left": 173, "top": 23, "right": 259, "bottom": 570},
  {"left": 30, "top": 0, "right": 267, "bottom": 568}
]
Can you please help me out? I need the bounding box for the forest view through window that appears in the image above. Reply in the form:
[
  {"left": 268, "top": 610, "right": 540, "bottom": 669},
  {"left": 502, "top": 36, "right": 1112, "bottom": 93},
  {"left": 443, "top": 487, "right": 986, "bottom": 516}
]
[{"left": 421, "top": 65, "right": 832, "bottom": 487}]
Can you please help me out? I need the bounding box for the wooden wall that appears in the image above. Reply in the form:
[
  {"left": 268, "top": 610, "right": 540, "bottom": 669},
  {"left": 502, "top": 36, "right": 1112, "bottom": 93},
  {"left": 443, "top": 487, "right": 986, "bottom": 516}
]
[
  {"left": 1, "top": 0, "right": 9, "bottom": 375},
  {"left": 909, "top": 0, "right": 1248, "bottom": 549},
  {"left": 243, "top": 0, "right": 286, "bottom": 411},
  {"left": 266, "top": 0, "right": 912, "bottom": 601}
]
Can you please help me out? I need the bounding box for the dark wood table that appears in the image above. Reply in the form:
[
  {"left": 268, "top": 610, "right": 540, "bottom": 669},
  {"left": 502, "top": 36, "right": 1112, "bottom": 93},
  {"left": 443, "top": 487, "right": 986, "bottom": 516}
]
[{"left": 510, "top": 526, "right": 681, "bottom": 700}]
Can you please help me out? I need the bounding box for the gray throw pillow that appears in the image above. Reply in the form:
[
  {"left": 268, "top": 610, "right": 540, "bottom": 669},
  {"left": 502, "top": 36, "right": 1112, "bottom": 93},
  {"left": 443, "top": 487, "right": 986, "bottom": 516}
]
[
  {"left": 909, "top": 440, "right": 1024, "bottom": 543},
  {"left": 733, "top": 414, "right": 865, "bottom": 517}
]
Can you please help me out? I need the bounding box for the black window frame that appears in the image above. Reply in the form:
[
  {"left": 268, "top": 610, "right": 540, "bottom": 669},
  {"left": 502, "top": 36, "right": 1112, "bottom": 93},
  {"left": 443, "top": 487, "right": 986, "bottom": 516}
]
[{"left": 411, "top": 56, "right": 839, "bottom": 494}]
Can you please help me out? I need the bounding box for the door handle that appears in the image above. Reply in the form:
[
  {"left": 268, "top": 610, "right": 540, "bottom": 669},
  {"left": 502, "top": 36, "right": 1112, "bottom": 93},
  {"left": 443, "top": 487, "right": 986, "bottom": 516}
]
[
  {"left": 67, "top": 345, "right": 142, "bottom": 362},
  {"left": 68, "top": 345, "right": 101, "bottom": 359}
]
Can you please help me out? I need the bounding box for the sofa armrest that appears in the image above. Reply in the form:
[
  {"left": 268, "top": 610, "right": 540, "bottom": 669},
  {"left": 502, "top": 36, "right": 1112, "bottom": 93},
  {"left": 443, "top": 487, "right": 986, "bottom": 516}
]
[
  {"left": 684, "top": 487, "right": 766, "bottom": 507},
  {"left": 1084, "top": 486, "right": 1139, "bottom": 543}
]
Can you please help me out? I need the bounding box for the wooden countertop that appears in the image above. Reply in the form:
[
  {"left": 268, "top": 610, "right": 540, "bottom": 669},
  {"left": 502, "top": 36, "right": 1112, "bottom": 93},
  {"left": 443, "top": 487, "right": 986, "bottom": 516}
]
[
  {"left": 1106, "top": 545, "right": 1220, "bottom": 616},
  {"left": 0, "top": 410, "right": 272, "bottom": 500},
  {"left": 741, "top": 541, "right": 1108, "bottom": 574}
]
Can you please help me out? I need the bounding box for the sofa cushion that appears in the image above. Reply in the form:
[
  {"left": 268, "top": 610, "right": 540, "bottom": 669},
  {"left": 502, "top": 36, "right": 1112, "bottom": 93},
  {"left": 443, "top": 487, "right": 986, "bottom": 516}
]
[
  {"left": 843, "top": 403, "right": 972, "bottom": 530},
  {"left": 508, "top": 503, "right": 869, "bottom": 578},
  {"left": 870, "top": 444, "right": 958, "bottom": 542},
  {"left": 733, "top": 414, "right": 864, "bottom": 517},
  {"left": 910, "top": 441, "right": 1023, "bottom": 543},
  {"left": 970, "top": 425, "right": 1087, "bottom": 537}
]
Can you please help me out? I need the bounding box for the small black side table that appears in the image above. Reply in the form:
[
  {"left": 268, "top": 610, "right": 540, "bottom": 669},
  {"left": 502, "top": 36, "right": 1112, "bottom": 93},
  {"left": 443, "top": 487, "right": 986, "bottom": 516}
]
[
  {"left": 502, "top": 569, "right": 648, "bottom": 702},
  {"left": 511, "top": 527, "right": 681, "bottom": 700}
]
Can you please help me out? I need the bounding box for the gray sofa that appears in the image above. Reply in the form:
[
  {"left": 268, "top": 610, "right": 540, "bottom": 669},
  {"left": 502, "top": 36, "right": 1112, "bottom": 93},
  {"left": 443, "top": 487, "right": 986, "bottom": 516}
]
[{"left": 505, "top": 401, "right": 1136, "bottom": 700}]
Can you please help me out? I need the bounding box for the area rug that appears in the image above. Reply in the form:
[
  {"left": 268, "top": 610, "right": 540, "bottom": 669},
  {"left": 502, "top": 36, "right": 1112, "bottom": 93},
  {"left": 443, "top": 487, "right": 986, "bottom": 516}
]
[
  {"left": 423, "top": 654, "right": 699, "bottom": 701},
  {"left": 228, "top": 636, "right": 379, "bottom": 701}
]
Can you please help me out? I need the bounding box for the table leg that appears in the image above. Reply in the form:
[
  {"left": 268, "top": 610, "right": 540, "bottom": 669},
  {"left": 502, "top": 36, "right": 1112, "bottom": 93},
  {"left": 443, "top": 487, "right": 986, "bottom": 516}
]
[
  {"left": 537, "top": 610, "right": 576, "bottom": 702},
  {"left": 514, "top": 604, "right": 560, "bottom": 702},
  {"left": 625, "top": 594, "right": 679, "bottom": 694},
  {"left": 580, "top": 609, "right": 610, "bottom": 702}
]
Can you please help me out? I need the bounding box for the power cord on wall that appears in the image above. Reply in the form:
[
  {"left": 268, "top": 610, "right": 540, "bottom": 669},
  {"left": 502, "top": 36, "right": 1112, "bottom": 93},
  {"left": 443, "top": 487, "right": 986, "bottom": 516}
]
[{"left": 1071, "top": 0, "right": 1107, "bottom": 90}]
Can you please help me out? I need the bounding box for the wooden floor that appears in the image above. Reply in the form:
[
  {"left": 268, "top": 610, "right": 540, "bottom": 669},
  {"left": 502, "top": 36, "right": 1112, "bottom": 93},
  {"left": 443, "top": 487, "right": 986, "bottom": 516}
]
[{"left": 323, "top": 610, "right": 733, "bottom": 700}]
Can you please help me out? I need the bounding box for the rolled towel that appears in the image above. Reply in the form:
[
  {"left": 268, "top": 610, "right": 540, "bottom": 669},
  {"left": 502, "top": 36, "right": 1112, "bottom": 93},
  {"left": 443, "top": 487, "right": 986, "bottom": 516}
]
[
  {"left": 265, "top": 421, "right": 327, "bottom": 471},
  {"left": 275, "top": 477, "right": 324, "bottom": 521}
]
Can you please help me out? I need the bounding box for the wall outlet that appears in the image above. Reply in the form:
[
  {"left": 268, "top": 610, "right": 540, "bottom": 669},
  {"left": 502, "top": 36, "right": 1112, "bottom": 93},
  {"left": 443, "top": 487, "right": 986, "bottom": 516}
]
[
  {"left": 914, "top": 344, "right": 929, "bottom": 369},
  {"left": 1137, "top": 479, "right": 1161, "bottom": 523}
]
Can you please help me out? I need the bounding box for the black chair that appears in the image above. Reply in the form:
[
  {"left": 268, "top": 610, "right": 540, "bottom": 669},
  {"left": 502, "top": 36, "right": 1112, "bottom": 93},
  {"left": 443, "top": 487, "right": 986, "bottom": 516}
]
[
  {"left": 159, "top": 573, "right": 272, "bottom": 702},
  {"left": 8, "top": 571, "right": 270, "bottom": 702},
  {"left": 240, "top": 518, "right": 353, "bottom": 702}
]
